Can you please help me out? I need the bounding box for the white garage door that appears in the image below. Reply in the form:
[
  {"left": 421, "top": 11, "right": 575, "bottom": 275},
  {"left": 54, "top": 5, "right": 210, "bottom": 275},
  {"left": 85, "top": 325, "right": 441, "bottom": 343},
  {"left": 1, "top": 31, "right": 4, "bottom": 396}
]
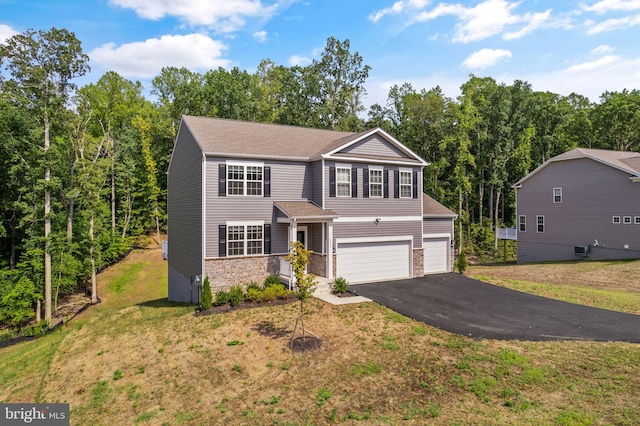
[
  {"left": 424, "top": 238, "right": 449, "bottom": 274},
  {"left": 336, "top": 240, "right": 411, "bottom": 283}
]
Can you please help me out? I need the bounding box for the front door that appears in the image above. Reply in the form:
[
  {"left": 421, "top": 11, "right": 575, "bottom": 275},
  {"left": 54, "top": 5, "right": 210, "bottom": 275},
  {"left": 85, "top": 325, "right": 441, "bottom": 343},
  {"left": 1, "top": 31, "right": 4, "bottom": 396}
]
[{"left": 295, "top": 226, "right": 308, "bottom": 273}]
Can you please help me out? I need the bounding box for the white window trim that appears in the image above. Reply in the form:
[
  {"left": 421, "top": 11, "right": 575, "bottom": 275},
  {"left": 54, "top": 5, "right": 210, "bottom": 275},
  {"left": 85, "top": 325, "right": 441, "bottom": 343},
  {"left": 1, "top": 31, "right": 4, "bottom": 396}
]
[
  {"left": 226, "top": 221, "right": 265, "bottom": 257},
  {"left": 612, "top": 216, "right": 621, "bottom": 224},
  {"left": 226, "top": 161, "right": 264, "bottom": 196},
  {"left": 623, "top": 216, "right": 632, "bottom": 224},
  {"left": 369, "top": 165, "right": 383, "bottom": 198},
  {"left": 519, "top": 215, "right": 526, "bottom": 232},
  {"left": 553, "top": 187, "right": 562, "bottom": 203},
  {"left": 635, "top": 216, "right": 640, "bottom": 224},
  {"left": 399, "top": 168, "right": 412, "bottom": 199},
  {"left": 336, "top": 165, "right": 351, "bottom": 197},
  {"left": 536, "top": 215, "right": 545, "bottom": 233}
]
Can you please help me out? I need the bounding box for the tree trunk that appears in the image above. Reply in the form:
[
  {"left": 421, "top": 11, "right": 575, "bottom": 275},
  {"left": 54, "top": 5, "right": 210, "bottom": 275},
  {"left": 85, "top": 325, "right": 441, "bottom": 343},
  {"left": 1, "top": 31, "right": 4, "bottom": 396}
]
[
  {"left": 90, "top": 207, "right": 97, "bottom": 304},
  {"left": 67, "top": 197, "right": 75, "bottom": 248},
  {"left": 478, "top": 181, "right": 484, "bottom": 227},
  {"left": 111, "top": 161, "right": 116, "bottom": 236},
  {"left": 121, "top": 193, "right": 133, "bottom": 240},
  {"left": 489, "top": 186, "right": 494, "bottom": 229},
  {"left": 44, "top": 115, "right": 52, "bottom": 325},
  {"left": 494, "top": 189, "right": 501, "bottom": 252}
]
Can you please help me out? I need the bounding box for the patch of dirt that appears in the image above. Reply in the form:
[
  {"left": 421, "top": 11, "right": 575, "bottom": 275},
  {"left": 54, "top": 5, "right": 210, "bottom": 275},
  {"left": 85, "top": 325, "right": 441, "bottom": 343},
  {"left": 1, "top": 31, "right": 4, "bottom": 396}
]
[
  {"left": 290, "top": 335, "right": 323, "bottom": 353},
  {"left": 332, "top": 291, "right": 356, "bottom": 298},
  {"left": 469, "top": 260, "right": 640, "bottom": 293}
]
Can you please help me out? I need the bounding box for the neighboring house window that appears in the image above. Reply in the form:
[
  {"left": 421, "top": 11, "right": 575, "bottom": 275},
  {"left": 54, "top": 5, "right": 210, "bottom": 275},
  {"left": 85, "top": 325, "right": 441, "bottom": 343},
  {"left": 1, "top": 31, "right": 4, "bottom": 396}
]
[
  {"left": 227, "top": 163, "right": 263, "bottom": 196},
  {"left": 612, "top": 216, "right": 621, "bottom": 224},
  {"left": 369, "top": 168, "right": 383, "bottom": 198},
  {"left": 635, "top": 216, "right": 640, "bottom": 224},
  {"left": 536, "top": 215, "right": 544, "bottom": 233},
  {"left": 519, "top": 215, "right": 526, "bottom": 232},
  {"left": 399, "top": 170, "right": 412, "bottom": 198},
  {"left": 553, "top": 187, "right": 562, "bottom": 203},
  {"left": 227, "top": 223, "right": 263, "bottom": 256},
  {"left": 336, "top": 167, "right": 351, "bottom": 197},
  {"left": 623, "top": 216, "right": 632, "bottom": 224}
]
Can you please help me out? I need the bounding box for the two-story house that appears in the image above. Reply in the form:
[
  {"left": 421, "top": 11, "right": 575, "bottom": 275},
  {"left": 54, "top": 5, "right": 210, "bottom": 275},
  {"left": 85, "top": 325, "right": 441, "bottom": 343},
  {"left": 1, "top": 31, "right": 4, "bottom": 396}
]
[
  {"left": 513, "top": 148, "right": 640, "bottom": 263},
  {"left": 167, "top": 116, "right": 455, "bottom": 303}
]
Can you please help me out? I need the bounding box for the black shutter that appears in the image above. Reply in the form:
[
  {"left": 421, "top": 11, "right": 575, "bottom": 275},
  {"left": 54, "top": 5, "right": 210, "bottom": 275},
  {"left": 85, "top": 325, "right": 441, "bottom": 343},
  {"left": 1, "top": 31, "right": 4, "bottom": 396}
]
[
  {"left": 412, "top": 170, "right": 418, "bottom": 199},
  {"left": 218, "top": 164, "right": 226, "bottom": 196},
  {"left": 329, "top": 166, "right": 336, "bottom": 197},
  {"left": 218, "top": 225, "right": 227, "bottom": 257},
  {"left": 264, "top": 224, "right": 271, "bottom": 254},
  {"left": 351, "top": 167, "right": 357, "bottom": 198},
  {"left": 363, "top": 168, "right": 369, "bottom": 198},
  {"left": 393, "top": 170, "right": 399, "bottom": 198},
  {"left": 263, "top": 166, "right": 271, "bottom": 198},
  {"left": 384, "top": 169, "right": 389, "bottom": 198}
]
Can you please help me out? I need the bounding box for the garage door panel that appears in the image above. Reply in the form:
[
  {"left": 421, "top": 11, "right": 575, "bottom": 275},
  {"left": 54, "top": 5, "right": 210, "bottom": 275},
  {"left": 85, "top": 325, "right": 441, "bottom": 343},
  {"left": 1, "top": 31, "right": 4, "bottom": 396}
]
[
  {"left": 424, "top": 238, "right": 448, "bottom": 274},
  {"left": 337, "top": 240, "right": 411, "bottom": 283}
]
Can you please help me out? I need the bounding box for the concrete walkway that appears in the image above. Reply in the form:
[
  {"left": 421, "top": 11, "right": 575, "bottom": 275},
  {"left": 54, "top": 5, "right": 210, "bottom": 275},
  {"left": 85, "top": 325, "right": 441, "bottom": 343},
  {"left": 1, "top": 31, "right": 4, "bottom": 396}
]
[{"left": 312, "top": 278, "right": 371, "bottom": 305}]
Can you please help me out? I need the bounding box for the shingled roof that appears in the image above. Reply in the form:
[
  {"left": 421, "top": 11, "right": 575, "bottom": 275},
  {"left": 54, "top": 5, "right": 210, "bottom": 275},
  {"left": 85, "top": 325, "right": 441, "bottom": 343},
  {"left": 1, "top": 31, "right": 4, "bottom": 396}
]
[
  {"left": 514, "top": 148, "right": 640, "bottom": 186},
  {"left": 422, "top": 194, "right": 456, "bottom": 217},
  {"left": 181, "top": 115, "right": 355, "bottom": 159}
]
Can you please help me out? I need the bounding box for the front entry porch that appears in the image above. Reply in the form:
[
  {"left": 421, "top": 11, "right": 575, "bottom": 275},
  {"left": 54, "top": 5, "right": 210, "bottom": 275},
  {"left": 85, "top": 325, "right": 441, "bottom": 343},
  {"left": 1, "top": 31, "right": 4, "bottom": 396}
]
[{"left": 274, "top": 201, "right": 339, "bottom": 286}]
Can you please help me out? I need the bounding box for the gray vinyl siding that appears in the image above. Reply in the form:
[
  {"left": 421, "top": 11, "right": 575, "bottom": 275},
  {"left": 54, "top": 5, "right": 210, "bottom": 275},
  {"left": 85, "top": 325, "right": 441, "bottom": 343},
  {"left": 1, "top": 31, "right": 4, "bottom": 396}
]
[
  {"left": 167, "top": 124, "right": 203, "bottom": 300},
  {"left": 205, "top": 157, "right": 311, "bottom": 257},
  {"left": 324, "top": 161, "right": 423, "bottom": 217},
  {"left": 309, "top": 223, "right": 323, "bottom": 253},
  {"left": 168, "top": 264, "right": 198, "bottom": 303},
  {"left": 310, "top": 161, "right": 323, "bottom": 206},
  {"left": 271, "top": 222, "right": 289, "bottom": 254},
  {"left": 423, "top": 218, "right": 455, "bottom": 235},
  {"left": 339, "top": 134, "right": 409, "bottom": 159},
  {"left": 516, "top": 157, "right": 640, "bottom": 263},
  {"left": 333, "top": 220, "right": 422, "bottom": 247}
]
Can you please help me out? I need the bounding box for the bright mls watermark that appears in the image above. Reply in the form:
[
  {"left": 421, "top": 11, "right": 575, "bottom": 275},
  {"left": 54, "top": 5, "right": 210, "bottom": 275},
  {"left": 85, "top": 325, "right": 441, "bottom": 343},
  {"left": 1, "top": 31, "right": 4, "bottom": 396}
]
[{"left": 1, "top": 404, "right": 69, "bottom": 425}]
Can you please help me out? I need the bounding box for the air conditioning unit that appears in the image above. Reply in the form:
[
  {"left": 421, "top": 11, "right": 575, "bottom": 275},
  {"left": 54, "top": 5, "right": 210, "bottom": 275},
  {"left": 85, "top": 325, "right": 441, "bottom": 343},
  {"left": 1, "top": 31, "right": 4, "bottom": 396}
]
[{"left": 574, "top": 245, "right": 589, "bottom": 256}]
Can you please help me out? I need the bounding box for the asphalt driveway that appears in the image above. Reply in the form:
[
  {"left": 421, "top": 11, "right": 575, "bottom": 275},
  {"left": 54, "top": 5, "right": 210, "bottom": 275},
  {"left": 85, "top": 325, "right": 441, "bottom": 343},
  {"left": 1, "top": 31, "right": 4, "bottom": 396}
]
[{"left": 348, "top": 273, "right": 640, "bottom": 342}]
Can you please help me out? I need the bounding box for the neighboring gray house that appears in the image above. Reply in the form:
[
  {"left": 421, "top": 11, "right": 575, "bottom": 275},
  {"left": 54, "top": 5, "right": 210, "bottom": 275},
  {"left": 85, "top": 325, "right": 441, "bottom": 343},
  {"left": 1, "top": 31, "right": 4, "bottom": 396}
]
[
  {"left": 167, "top": 116, "right": 456, "bottom": 303},
  {"left": 513, "top": 148, "right": 640, "bottom": 263}
]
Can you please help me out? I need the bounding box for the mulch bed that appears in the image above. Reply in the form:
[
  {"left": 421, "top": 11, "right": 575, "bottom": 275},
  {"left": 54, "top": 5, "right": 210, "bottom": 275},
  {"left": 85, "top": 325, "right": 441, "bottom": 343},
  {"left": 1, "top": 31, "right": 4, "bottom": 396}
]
[
  {"left": 290, "top": 335, "right": 323, "bottom": 353},
  {"left": 194, "top": 297, "right": 297, "bottom": 316}
]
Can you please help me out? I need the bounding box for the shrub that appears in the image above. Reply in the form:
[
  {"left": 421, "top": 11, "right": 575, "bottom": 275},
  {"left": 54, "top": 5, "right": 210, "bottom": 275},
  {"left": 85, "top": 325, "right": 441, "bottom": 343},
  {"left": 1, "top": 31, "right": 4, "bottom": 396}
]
[
  {"left": 456, "top": 251, "right": 467, "bottom": 274},
  {"left": 229, "top": 285, "right": 244, "bottom": 306},
  {"left": 201, "top": 276, "right": 213, "bottom": 310},
  {"left": 333, "top": 277, "right": 348, "bottom": 294},
  {"left": 261, "top": 286, "right": 278, "bottom": 302},
  {"left": 214, "top": 290, "right": 230, "bottom": 306},
  {"left": 246, "top": 287, "right": 262, "bottom": 302},
  {"left": 246, "top": 281, "right": 261, "bottom": 292},
  {"left": 263, "top": 274, "right": 282, "bottom": 288},
  {"left": 275, "top": 285, "right": 293, "bottom": 299}
]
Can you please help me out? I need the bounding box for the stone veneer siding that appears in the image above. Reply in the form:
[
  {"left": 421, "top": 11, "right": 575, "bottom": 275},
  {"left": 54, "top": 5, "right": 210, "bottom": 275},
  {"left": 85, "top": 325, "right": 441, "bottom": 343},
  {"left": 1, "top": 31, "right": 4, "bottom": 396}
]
[
  {"left": 413, "top": 248, "right": 424, "bottom": 278},
  {"left": 308, "top": 253, "right": 327, "bottom": 277},
  {"left": 204, "top": 256, "right": 279, "bottom": 291}
]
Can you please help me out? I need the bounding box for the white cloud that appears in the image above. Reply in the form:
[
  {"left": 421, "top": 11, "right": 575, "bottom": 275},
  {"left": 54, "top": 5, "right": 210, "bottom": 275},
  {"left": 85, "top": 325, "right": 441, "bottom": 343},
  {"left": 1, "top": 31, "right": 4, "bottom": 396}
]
[
  {"left": 411, "top": 0, "right": 551, "bottom": 43},
  {"left": 563, "top": 55, "right": 620, "bottom": 72},
  {"left": 582, "top": 0, "right": 640, "bottom": 14},
  {"left": 253, "top": 30, "right": 267, "bottom": 42},
  {"left": 462, "top": 48, "right": 512, "bottom": 69},
  {"left": 109, "top": 0, "right": 279, "bottom": 32},
  {"left": 369, "top": 0, "right": 431, "bottom": 23},
  {"left": 288, "top": 54, "right": 311, "bottom": 66},
  {"left": 89, "top": 33, "right": 229, "bottom": 78},
  {"left": 0, "top": 24, "right": 19, "bottom": 44},
  {"left": 586, "top": 13, "right": 640, "bottom": 33},
  {"left": 592, "top": 44, "right": 614, "bottom": 55}
]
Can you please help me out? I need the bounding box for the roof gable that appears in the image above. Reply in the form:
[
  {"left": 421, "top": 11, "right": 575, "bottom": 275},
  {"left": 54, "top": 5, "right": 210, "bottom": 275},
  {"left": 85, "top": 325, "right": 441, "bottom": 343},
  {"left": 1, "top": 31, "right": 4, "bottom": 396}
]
[
  {"left": 513, "top": 148, "right": 640, "bottom": 187},
  {"left": 179, "top": 115, "right": 427, "bottom": 166},
  {"left": 423, "top": 193, "right": 456, "bottom": 217}
]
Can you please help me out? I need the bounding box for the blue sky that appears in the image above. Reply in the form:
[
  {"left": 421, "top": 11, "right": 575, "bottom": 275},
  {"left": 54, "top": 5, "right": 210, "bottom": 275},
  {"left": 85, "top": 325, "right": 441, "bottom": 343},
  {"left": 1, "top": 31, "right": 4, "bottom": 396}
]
[{"left": 2, "top": 0, "right": 640, "bottom": 110}]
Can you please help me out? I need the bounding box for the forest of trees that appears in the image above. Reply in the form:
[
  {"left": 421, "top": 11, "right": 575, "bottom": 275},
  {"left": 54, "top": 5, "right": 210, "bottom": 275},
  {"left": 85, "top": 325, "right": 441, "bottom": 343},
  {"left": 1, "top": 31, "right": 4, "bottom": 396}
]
[{"left": 1, "top": 28, "right": 639, "bottom": 329}]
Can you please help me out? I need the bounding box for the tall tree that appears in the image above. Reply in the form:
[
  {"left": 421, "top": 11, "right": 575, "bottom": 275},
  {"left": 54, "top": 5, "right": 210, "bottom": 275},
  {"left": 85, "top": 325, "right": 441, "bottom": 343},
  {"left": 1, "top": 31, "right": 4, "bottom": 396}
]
[
  {"left": 0, "top": 28, "right": 90, "bottom": 324},
  {"left": 313, "top": 37, "right": 370, "bottom": 130}
]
